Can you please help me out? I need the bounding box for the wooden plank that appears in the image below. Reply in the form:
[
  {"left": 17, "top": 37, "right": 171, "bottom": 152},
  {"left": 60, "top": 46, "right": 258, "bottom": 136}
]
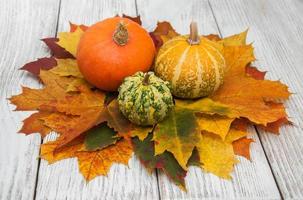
[
  {"left": 34, "top": 0, "right": 160, "bottom": 199},
  {"left": 0, "top": 0, "right": 60, "bottom": 199},
  {"left": 136, "top": 0, "right": 281, "bottom": 199},
  {"left": 208, "top": 0, "right": 303, "bottom": 199}
]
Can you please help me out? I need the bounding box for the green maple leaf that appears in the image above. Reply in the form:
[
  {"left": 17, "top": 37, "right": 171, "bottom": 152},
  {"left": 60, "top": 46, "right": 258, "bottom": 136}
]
[
  {"left": 132, "top": 133, "right": 187, "bottom": 191},
  {"left": 84, "top": 123, "right": 120, "bottom": 151},
  {"left": 153, "top": 98, "right": 235, "bottom": 170}
]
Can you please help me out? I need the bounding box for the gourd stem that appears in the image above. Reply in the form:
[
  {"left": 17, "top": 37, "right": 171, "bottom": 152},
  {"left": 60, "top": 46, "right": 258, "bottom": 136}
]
[
  {"left": 113, "top": 21, "right": 128, "bottom": 46},
  {"left": 188, "top": 22, "right": 200, "bottom": 45},
  {"left": 142, "top": 73, "right": 151, "bottom": 86}
]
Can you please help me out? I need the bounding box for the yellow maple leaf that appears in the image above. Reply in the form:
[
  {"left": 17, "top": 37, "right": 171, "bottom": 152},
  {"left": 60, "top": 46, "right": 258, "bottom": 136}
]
[
  {"left": 219, "top": 29, "right": 248, "bottom": 46},
  {"left": 50, "top": 59, "right": 83, "bottom": 78},
  {"left": 57, "top": 27, "right": 84, "bottom": 57},
  {"left": 197, "top": 114, "right": 234, "bottom": 140},
  {"left": 76, "top": 138, "right": 133, "bottom": 181},
  {"left": 197, "top": 128, "right": 247, "bottom": 179}
]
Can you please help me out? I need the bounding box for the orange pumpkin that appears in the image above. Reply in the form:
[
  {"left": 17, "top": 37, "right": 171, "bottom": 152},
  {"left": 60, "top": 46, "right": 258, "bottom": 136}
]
[{"left": 77, "top": 17, "right": 156, "bottom": 91}]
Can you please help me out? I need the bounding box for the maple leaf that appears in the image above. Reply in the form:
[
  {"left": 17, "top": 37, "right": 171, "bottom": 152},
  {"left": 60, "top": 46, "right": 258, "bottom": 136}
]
[
  {"left": 99, "top": 99, "right": 132, "bottom": 134},
  {"left": 18, "top": 111, "right": 51, "bottom": 137},
  {"left": 186, "top": 148, "right": 201, "bottom": 167},
  {"left": 40, "top": 86, "right": 106, "bottom": 148},
  {"left": 49, "top": 58, "right": 92, "bottom": 92},
  {"left": 152, "top": 98, "right": 237, "bottom": 170},
  {"left": 41, "top": 135, "right": 84, "bottom": 164},
  {"left": 50, "top": 59, "right": 83, "bottom": 78},
  {"left": 197, "top": 128, "right": 247, "bottom": 179},
  {"left": 219, "top": 29, "right": 248, "bottom": 46},
  {"left": 133, "top": 133, "right": 187, "bottom": 190},
  {"left": 10, "top": 70, "right": 73, "bottom": 111},
  {"left": 233, "top": 137, "right": 254, "bottom": 160},
  {"left": 57, "top": 27, "right": 84, "bottom": 57},
  {"left": 84, "top": 123, "right": 119, "bottom": 151},
  {"left": 150, "top": 21, "right": 179, "bottom": 50},
  {"left": 20, "top": 57, "right": 57, "bottom": 76},
  {"left": 69, "top": 22, "right": 89, "bottom": 32},
  {"left": 76, "top": 138, "right": 133, "bottom": 181},
  {"left": 246, "top": 65, "right": 266, "bottom": 80},
  {"left": 41, "top": 38, "right": 74, "bottom": 59},
  {"left": 210, "top": 32, "right": 290, "bottom": 125},
  {"left": 153, "top": 108, "right": 202, "bottom": 170},
  {"left": 41, "top": 135, "right": 132, "bottom": 181},
  {"left": 101, "top": 99, "right": 153, "bottom": 141},
  {"left": 197, "top": 114, "right": 234, "bottom": 140},
  {"left": 258, "top": 117, "right": 291, "bottom": 134},
  {"left": 126, "top": 126, "right": 153, "bottom": 141}
]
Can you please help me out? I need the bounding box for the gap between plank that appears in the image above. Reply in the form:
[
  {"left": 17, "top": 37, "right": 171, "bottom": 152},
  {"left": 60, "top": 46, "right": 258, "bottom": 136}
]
[
  {"left": 33, "top": 0, "right": 62, "bottom": 199},
  {"left": 255, "top": 127, "right": 284, "bottom": 200},
  {"left": 207, "top": 0, "right": 283, "bottom": 198}
]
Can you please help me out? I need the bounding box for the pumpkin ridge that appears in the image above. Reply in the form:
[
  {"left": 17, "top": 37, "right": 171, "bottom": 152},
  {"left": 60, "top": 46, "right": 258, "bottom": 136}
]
[
  {"left": 193, "top": 49, "right": 204, "bottom": 97},
  {"left": 156, "top": 43, "right": 184, "bottom": 63},
  {"left": 201, "top": 46, "right": 221, "bottom": 91},
  {"left": 171, "top": 46, "right": 190, "bottom": 90}
]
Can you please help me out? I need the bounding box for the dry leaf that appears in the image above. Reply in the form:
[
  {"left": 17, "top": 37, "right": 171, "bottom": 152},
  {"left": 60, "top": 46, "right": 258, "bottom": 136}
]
[
  {"left": 41, "top": 38, "right": 74, "bottom": 59},
  {"left": 197, "top": 114, "right": 234, "bottom": 140},
  {"left": 20, "top": 57, "right": 57, "bottom": 76},
  {"left": 198, "top": 132, "right": 237, "bottom": 179},
  {"left": 40, "top": 86, "right": 106, "bottom": 148},
  {"left": 57, "top": 27, "right": 84, "bottom": 57},
  {"left": 18, "top": 111, "right": 51, "bottom": 137},
  {"left": 10, "top": 70, "right": 73, "bottom": 111},
  {"left": 133, "top": 133, "right": 187, "bottom": 190},
  {"left": 76, "top": 138, "right": 133, "bottom": 181},
  {"left": 233, "top": 137, "right": 254, "bottom": 160},
  {"left": 50, "top": 59, "right": 83, "bottom": 78},
  {"left": 41, "top": 135, "right": 84, "bottom": 164},
  {"left": 153, "top": 108, "right": 202, "bottom": 170}
]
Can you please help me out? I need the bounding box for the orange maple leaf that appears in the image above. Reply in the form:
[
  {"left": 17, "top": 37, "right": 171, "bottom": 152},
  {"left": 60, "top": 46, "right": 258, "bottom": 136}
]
[
  {"left": 19, "top": 111, "right": 51, "bottom": 137},
  {"left": 41, "top": 135, "right": 133, "bottom": 181},
  {"left": 233, "top": 137, "right": 254, "bottom": 160},
  {"left": 211, "top": 36, "right": 290, "bottom": 125},
  {"left": 76, "top": 138, "right": 133, "bottom": 181}
]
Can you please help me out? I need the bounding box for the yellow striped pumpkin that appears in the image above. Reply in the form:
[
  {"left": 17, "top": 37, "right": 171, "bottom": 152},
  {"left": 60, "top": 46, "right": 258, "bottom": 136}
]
[{"left": 154, "top": 22, "right": 226, "bottom": 99}]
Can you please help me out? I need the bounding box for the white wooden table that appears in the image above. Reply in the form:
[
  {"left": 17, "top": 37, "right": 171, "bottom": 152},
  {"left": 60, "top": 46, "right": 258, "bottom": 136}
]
[{"left": 1, "top": 0, "right": 302, "bottom": 199}]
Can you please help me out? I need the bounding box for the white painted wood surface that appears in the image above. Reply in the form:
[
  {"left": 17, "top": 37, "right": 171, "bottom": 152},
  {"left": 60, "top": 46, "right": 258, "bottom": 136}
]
[
  {"left": 209, "top": 0, "right": 303, "bottom": 199},
  {"left": 137, "top": 0, "right": 281, "bottom": 199},
  {"left": 0, "top": 0, "right": 60, "bottom": 199},
  {"left": 1, "top": 0, "right": 302, "bottom": 199},
  {"left": 34, "top": 0, "right": 160, "bottom": 200}
]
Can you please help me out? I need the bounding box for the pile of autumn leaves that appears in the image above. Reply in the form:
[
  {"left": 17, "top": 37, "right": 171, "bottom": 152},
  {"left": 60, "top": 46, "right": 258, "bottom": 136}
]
[{"left": 10, "top": 16, "right": 291, "bottom": 190}]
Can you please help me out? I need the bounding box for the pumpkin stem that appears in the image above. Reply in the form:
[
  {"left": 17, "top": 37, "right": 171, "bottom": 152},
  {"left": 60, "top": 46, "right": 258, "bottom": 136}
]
[
  {"left": 113, "top": 21, "right": 128, "bottom": 46},
  {"left": 142, "top": 73, "right": 151, "bottom": 86},
  {"left": 188, "top": 22, "right": 200, "bottom": 45}
]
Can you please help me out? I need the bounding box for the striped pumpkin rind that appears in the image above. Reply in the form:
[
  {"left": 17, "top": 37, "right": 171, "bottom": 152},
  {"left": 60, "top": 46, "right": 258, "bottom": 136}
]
[
  {"left": 155, "top": 36, "right": 225, "bottom": 99},
  {"left": 118, "top": 72, "right": 174, "bottom": 126}
]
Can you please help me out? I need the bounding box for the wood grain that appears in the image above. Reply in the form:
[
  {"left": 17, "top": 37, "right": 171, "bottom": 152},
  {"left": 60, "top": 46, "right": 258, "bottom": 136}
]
[
  {"left": 137, "top": 0, "right": 281, "bottom": 199},
  {"left": 208, "top": 0, "right": 303, "bottom": 199},
  {"left": 34, "top": 0, "right": 160, "bottom": 199},
  {"left": 0, "top": 0, "right": 60, "bottom": 199}
]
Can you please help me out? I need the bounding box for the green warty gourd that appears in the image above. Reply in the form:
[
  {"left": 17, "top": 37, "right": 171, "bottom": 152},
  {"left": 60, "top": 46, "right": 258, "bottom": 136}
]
[{"left": 118, "top": 71, "right": 174, "bottom": 126}]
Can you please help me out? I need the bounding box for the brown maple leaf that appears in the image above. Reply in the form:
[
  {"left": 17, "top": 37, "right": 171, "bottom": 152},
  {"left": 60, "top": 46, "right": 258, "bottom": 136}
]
[{"left": 20, "top": 57, "right": 57, "bottom": 76}]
